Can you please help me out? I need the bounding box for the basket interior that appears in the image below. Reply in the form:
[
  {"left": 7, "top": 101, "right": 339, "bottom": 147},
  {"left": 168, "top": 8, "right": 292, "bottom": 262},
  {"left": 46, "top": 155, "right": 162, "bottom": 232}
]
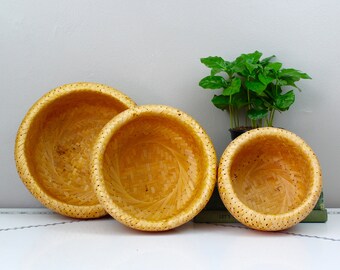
[
  {"left": 25, "top": 91, "right": 129, "bottom": 206},
  {"left": 230, "top": 135, "right": 314, "bottom": 215},
  {"left": 102, "top": 116, "right": 207, "bottom": 221}
]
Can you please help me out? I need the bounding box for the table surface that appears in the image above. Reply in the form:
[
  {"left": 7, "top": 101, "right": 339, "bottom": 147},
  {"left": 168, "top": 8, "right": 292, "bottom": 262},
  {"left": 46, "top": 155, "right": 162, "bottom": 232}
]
[{"left": 1, "top": 208, "right": 339, "bottom": 270}]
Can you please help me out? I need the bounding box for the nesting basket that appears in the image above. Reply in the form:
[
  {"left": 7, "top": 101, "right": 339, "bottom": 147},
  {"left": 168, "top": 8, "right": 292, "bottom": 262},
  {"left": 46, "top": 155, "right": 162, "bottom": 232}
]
[
  {"left": 91, "top": 105, "right": 217, "bottom": 231},
  {"left": 218, "top": 127, "right": 322, "bottom": 231},
  {"left": 15, "top": 82, "right": 322, "bottom": 232},
  {"left": 15, "top": 83, "right": 136, "bottom": 218}
]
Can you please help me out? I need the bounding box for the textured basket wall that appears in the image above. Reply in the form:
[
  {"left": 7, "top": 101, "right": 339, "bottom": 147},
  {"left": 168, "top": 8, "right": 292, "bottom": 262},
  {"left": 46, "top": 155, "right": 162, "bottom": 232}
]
[
  {"left": 91, "top": 105, "right": 217, "bottom": 231},
  {"left": 15, "top": 82, "right": 136, "bottom": 218},
  {"left": 218, "top": 127, "right": 322, "bottom": 231}
]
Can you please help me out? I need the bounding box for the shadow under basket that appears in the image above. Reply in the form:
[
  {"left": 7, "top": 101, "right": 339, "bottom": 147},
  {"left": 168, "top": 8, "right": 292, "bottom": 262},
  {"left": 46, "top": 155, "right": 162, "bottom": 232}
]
[
  {"left": 217, "top": 127, "right": 323, "bottom": 231},
  {"left": 91, "top": 105, "right": 217, "bottom": 231},
  {"left": 15, "top": 82, "right": 136, "bottom": 218}
]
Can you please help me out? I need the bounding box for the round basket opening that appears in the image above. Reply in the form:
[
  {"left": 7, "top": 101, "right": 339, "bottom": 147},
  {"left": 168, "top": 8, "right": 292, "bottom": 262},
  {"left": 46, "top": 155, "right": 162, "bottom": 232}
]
[
  {"left": 94, "top": 106, "right": 216, "bottom": 230},
  {"left": 16, "top": 83, "right": 136, "bottom": 217},
  {"left": 230, "top": 133, "right": 314, "bottom": 215},
  {"left": 218, "top": 127, "right": 322, "bottom": 231}
]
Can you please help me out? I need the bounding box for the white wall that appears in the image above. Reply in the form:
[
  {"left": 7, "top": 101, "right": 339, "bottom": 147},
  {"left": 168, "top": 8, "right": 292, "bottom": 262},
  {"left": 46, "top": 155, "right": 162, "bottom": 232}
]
[{"left": 1, "top": 0, "right": 339, "bottom": 207}]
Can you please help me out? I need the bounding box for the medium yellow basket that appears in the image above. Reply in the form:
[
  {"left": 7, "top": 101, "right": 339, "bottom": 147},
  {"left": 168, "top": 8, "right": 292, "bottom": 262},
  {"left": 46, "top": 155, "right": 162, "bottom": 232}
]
[
  {"left": 15, "top": 82, "right": 136, "bottom": 218},
  {"left": 91, "top": 105, "right": 217, "bottom": 231},
  {"left": 218, "top": 127, "right": 322, "bottom": 231}
]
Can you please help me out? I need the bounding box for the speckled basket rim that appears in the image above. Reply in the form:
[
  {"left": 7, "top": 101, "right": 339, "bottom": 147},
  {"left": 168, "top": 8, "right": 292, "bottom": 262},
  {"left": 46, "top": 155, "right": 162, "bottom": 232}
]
[
  {"left": 91, "top": 105, "right": 217, "bottom": 231},
  {"left": 15, "top": 82, "right": 136, "bottom": 219},
  {"left": 218, "top": 127, "right": 322, "bottom": 231}
]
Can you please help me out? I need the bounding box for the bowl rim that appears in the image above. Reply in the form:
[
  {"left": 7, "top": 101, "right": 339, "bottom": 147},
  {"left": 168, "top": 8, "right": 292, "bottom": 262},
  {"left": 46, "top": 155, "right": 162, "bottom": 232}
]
[
  {"left": 218, "top": 127, "right": 323, "bottom": 231},
  {"left": 15, "top": 82, "right": 136, "bottom": 218},
  {"left": 91, "top": 104, "right": 217, "bottom": 231}
]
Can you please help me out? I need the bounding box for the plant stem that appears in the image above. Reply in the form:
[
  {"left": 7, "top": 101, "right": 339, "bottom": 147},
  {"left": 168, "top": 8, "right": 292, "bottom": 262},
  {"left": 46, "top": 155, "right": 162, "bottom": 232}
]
[
  {"left": 229, "top": 105, "right": 233, "bottom": 129},
  {"left": 246, "top": 82, "right": 256, "bottom": 128},
  {"left": 269, "top": 75, "right": 279, "bottom": 127},
  {"left": 236, "top": 109, "right": 240, "bottom": 127},
  {"left": 229, "top": 95, "right": 233, "bottom": 129},
  {"left": 268, "top": 109, "right": 275, "bottom": 127}
]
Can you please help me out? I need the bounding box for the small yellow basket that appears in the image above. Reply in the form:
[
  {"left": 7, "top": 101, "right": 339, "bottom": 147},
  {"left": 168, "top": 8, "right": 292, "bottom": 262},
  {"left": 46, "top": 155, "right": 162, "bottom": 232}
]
[
  {"left": 218, "top": 127, "right": 322, "bottom": 231},
  {"left": 15, "top": 82, "right": 136, "bottom": 218},
  {"left": 91, "top": 105, "right": 217, "bottom": 231}
]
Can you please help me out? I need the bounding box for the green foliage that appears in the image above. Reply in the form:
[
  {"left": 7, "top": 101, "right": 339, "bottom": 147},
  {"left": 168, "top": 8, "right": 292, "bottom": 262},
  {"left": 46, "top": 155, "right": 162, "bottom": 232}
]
[
  {"left": 199, "top": 50, "right": 311, "bottom": 128},
  {"left": 199, "top": 76, "right": 226, "bottom": 89},
  {"left": 211, "top": 95, "right": 229, "bottom": 110}
]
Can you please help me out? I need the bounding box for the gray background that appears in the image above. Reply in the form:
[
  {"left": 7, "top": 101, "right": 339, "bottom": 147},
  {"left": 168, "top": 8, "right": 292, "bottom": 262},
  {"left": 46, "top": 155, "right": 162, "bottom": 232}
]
[{"left": 1, "top": 0, "right": 339, "bottom": 207}]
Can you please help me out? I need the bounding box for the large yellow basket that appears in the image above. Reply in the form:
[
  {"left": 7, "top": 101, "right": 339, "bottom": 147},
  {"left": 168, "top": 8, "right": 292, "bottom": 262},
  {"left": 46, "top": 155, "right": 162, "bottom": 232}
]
[
  {"left": 15, "top": 82, "right": 136, "bottom": 218},
  {"left": 218, "top": 127, "right": 322, "bottom": 231},
  {"left": 91, "top": 105, "right": 217, "bottom": 231}
]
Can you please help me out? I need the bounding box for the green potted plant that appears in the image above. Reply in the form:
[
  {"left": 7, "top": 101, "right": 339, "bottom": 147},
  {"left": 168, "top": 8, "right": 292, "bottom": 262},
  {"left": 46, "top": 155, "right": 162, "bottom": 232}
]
[
  {"left": 194, "top": 51, "right": 328, "bottom": 224},
  {"left": 199, "top": 50, "right": 311, "bottom": 139}
]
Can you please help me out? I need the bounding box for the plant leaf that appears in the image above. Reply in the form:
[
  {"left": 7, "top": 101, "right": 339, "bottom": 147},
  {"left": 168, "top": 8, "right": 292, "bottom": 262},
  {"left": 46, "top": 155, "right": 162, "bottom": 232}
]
[
  {"left": 279, "top": 68, "right": 311, "bottom": 81},
  {"left": 231, "top": 60, "right": 247, "bottom": 75},
  {"left": 211, "top": 68, "right": 222, "bottom": 76},
  {"left": 199, "top": 76, "right": 226, "bottom": 89},
  {"left": 233, "top": 51, "right": 262, "bottom": 76},
  {"left": 245, "top": 80, "right": 267, "bottom": 94},
  {"left": 261, "top": 55, "right": 276, "bottom": 65},
  {"left": 275, "top": 90, "right": 295, "bottom": 111},
  {"left": 232, "top": 91, "right": 249, "bottom": 109},
  {"left": 265, "top": 62, "right": 282, "bottom": 73},
  {"left": 211, "top": 95, "right": 229, "bottom": 110},
  {"left": 245, "top": 62, "right": 258, "bottom": 74},
  {"left": 278, "top": 77, "right": 300, "bottom": 89},
  {"left": 200, "top": 56, "right": 226, "bottom": 70},
  {"left": 247, "top": 108, "right": 268, "bottom": 120},
  {"left": 251, "top": 97, "right": 265, "bottom": 109},
  {"left": 258, "top": 73, "right": 274, "bottom": 85},
  {"left": 243, "top": 51, "right": 263, "bottom": 63},
  {"left": 223, "top": 77, "right": 241, "bottom": 96}
]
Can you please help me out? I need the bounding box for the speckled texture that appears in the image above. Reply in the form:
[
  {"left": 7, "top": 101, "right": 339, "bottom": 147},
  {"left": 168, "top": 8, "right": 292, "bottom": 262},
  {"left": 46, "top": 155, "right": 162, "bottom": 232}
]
[
  {"left": 15, "top": 82, "right": 136, "bottom": 218},
  {"left": 218, "top": 127, "right": 322, "bottom": 231},
  {"left": 91, "top": 105, "right": 217, "bottom": 231}
]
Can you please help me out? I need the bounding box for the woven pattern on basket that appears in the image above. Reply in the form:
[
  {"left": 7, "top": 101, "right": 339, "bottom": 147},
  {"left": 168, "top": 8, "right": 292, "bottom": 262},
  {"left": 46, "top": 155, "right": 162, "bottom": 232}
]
[
  {"left": 34, "top": 94, "right": 122, "bottom": 206},
  {"left": 103, "top": 117, "right": 202, "bottom": 220},
  {"left": 92, "top": 105, "right": 217, "bottom": 231},
  {"left": 231, "top": 135, "right": 313, "bottom": 215},
  {"left": 218, "top": 127, "right": 322, "bottom": 231},
  {"left": 15, "top": 83, "right": 136, "bottom": 218}
]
